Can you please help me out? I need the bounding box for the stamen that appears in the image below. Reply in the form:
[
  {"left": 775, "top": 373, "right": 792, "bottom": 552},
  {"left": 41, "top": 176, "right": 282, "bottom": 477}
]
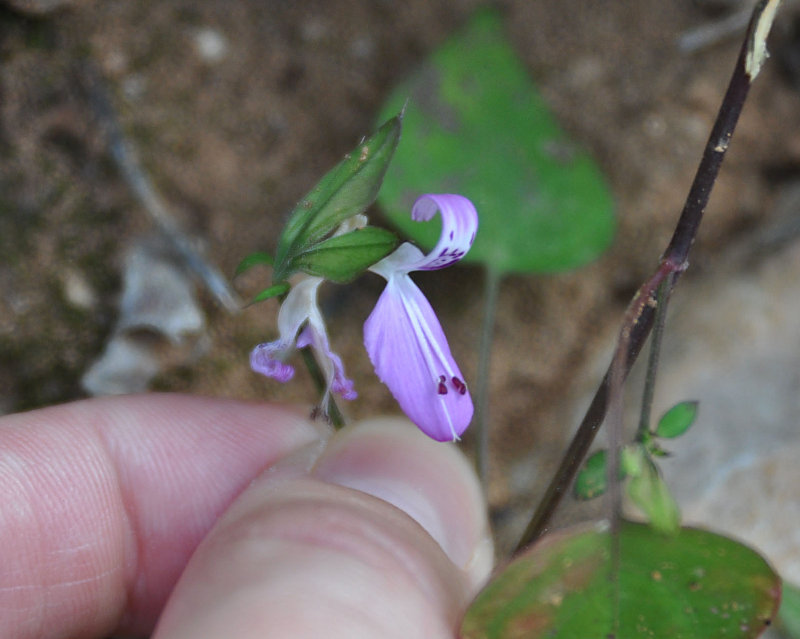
[
  {"left": 451, "top": 376, "right": 467, "bottom": 395},
  {"left": 437, "top": 375, "right": 448, "bottom": 395}
]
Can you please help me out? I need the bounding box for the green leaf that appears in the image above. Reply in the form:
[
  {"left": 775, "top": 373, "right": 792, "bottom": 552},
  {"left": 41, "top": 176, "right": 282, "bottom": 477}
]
[
  {"left": 377, "top": 9, "right": 615, "bottom": 275},
  {"left": 234, "top": 251, "right": 274, "bottom": 277},
  {"left": 779, "top": 581, "right": 800, "bottom": 637},
  {"left": 273, "top": 116, "right": 402, "bottom": 280},
  {"left": 575, "top": 450, "right": 607, "bottom": 500},
  {"left": 656, "top": 401, "right": 699, "bottom": 439},
  {"left": 289, "top": 227, "right": 399, "bottom": 283},
  {"left": 248, "top": 281, "right": 290, "bottom": 305},
  {"left": 461, "top": 520, "right": 781, "bottom": 639},
  {"left": 627, "top": 457, "right": 681, "bottom": 536}
]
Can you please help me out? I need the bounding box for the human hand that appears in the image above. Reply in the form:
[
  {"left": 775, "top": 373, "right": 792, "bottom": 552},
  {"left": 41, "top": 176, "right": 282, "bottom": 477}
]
[{"left": 0, "top": 394, "right": 493, "bottom": 638}]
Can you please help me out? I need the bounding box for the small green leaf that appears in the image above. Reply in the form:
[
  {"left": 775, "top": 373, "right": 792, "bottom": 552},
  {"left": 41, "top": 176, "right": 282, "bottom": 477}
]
[
  {"left": 378, "top": 9, "right": 614, "bottom": 275},
  {"left": 461, "top": 520, "right": 781, "bottom": 639},
  {"left": 627, "top": 457, "right": 681, "bottom": 535},
  {"left": 289, "top": 227, "right": 399, "bottom": 283},
  {"left": 273, "top": 116, "right": 402, "bottom": 280},
  {"left": 575, "top": 450, "right": 607, "bottom": 500},
  {"left": 234, "top": 251, "right": 274, "bottom": 277},
  {"left": 779, "top": 581, "right": 800, "bottom": 637},
  {"left": 248, "top": 281, "right": 290, "bottom": 305},
  {"left": 656, "top": 401, "right": 699, "bottom": 439}
]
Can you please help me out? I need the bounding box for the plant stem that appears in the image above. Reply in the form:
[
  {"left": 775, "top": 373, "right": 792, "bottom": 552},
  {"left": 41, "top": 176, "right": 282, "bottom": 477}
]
[
  {"left": 636, "top": 276, "right": 674, "bottom": 440},
  {"left": 300, "top": 348, "right": 345, "bottom": 428},
  {"left": 514, "top": 0, "right": 782, "bottom": 554},
  {"left": 475, "top": 266, "right": 502, "bottom": 490}
]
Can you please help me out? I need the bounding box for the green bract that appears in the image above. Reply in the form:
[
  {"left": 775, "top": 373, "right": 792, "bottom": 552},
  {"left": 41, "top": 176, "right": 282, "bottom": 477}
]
[
  {"left": 288, "top": 227, "right": 399, "bottom": 284},
  {"left": 378, "top": 9, "right": 615, "bottom": 275},
  {"left": 272, "top": 116, "right": 403, "bottom": 284},
  {"left": 234, "top": 251, "right": 274, "bottom": 277}
]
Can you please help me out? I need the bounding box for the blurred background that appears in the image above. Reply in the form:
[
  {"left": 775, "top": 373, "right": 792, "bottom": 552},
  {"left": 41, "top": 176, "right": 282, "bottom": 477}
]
[{"left": 2, "top": 0, "right": 800, "bottom": 562}]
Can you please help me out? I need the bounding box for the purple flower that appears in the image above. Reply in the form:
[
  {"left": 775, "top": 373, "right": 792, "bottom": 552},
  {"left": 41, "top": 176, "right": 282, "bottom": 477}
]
[
  {"left": 251, "top": 275, "right": 356, "bottom": 408},
  {"left": 364, "top": 194, "right": 478, "bottom": 442}
]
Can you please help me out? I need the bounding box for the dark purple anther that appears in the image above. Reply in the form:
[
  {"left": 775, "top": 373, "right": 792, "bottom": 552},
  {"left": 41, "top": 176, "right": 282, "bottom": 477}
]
[
  {"left": 437, "top": 375, "right": 448, "bottom": 395},
  {"left": 451, "top": 376, "right": 467, "bottom": 395}
]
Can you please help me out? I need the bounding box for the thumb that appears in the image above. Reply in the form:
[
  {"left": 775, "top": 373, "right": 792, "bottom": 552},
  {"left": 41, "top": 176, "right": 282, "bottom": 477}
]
[{"left": 153, "top": 417, "right": 494, "bottom": 639}]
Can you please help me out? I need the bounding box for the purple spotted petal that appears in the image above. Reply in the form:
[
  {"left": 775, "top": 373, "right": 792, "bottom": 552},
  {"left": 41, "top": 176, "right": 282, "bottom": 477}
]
[
  {"left": 409, "top": 194, "right": 478, "bottom": 271},
  {"left": 369, "top": 194, "right": 478, "bottom": 280},
  {"left": 364, "top": 273, "right": 473, "bottom": 442}
]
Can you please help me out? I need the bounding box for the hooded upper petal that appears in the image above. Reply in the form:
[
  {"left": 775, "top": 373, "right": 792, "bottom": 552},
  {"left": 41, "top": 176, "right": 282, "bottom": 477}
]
[
  {"left": 370, "top": 194, "right": 478, "bottom": 279},
  {"left": 364, "top": 271, "right": 473, "bottom": 442}
]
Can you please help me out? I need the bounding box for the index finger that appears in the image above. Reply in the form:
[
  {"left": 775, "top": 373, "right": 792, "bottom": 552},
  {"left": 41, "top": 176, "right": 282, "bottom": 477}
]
[{"left": 0, "top": 394, "right": 322, "bottom": 639}]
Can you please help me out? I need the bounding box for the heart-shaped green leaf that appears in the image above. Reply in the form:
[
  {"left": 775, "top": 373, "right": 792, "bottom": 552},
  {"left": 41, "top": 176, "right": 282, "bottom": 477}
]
[
  {"left": 377, "top": 9, "right": 615, "bottom": 275},
  {"left": 289, "top": 227, "right": 399, "bottom": 283},
  {"left": 461, "top": 520, "right": 780, "bottom": 639},
  {"left": 274, "top": 115, "right": 402, "bottom": 281}
]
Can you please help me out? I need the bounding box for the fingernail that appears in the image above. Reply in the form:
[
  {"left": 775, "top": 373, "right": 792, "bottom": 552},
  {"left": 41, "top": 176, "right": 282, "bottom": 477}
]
[{"left": 311, "top": 417, "right": 493, "bottom": 586}]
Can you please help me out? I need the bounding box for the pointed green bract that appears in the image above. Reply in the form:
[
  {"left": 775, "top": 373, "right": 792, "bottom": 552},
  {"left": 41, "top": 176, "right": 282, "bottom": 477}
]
[
  {"left": 461, "top": 521, "right": 780, "bottom": 639},
  {"left": 289, "top": 227, "right": 399, "bottom": 283},
  {"left": 656, "top": 401, "right": 699, "bottom": 439},
  {"left": 273, "top": 116, "right": 402, "bottom": 282},
  {"left": 235, "top": 251, "right": 274, "bottom": 277},
  {"left": 248, "top": 281, "right": 290, "bottom": 305},
  {"left": 378, "top": 9, "right": 615, "bottom": 274}
]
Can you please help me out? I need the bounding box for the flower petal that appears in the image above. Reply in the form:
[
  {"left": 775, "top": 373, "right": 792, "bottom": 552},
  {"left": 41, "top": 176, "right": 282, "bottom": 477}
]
[
  {"left": 276, "top": 277, "right": 324, "bottom": 338},
  {"left": 250, "top": 340, "right": 295, "bottom": 382},
  {"left": 409, "top": 194, "right": 478, "bottom": 271},
  {"left": 368, "top": 194, "right": 478, "bottom": 279},
  {"left": 364, "top": 274, "right": 473, "bottom": 442},
  {"left": 296, "top": 325, "right": 357, "bottom": 401}
]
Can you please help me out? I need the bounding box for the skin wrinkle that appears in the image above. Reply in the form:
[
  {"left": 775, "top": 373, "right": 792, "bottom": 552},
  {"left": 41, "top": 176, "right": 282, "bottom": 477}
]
[
  {"left": 90, "top": 399, "right": 313, "bottom": 634},
  {"left": 34, "top": 414, "right": 127, "bottom": 636},
  {"left": 0, "top": 454, "right": 46, "bottom": 639}
]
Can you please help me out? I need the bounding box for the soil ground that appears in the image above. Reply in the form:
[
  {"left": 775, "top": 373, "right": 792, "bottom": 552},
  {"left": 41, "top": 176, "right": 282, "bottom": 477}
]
[{"left": 2, "top": 0, "right": 800, "bottom": 552}]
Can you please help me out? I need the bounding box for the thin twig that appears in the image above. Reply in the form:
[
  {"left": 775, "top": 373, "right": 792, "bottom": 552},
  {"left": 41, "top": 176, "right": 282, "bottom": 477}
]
[
  {"left": 79, "top": 62, "right": 242, "bottom": 313},
  {"left": 514, "top": 0, "right": 782, "bottom": 554},
  {"left": 636, "top": 276, "right": 674, "bottom": 439}
]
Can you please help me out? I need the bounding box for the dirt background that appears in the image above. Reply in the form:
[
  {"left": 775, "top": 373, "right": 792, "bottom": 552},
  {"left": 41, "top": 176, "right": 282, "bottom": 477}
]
[{"left": 2, "top": 0, "right": 800, "bottom": 553}]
